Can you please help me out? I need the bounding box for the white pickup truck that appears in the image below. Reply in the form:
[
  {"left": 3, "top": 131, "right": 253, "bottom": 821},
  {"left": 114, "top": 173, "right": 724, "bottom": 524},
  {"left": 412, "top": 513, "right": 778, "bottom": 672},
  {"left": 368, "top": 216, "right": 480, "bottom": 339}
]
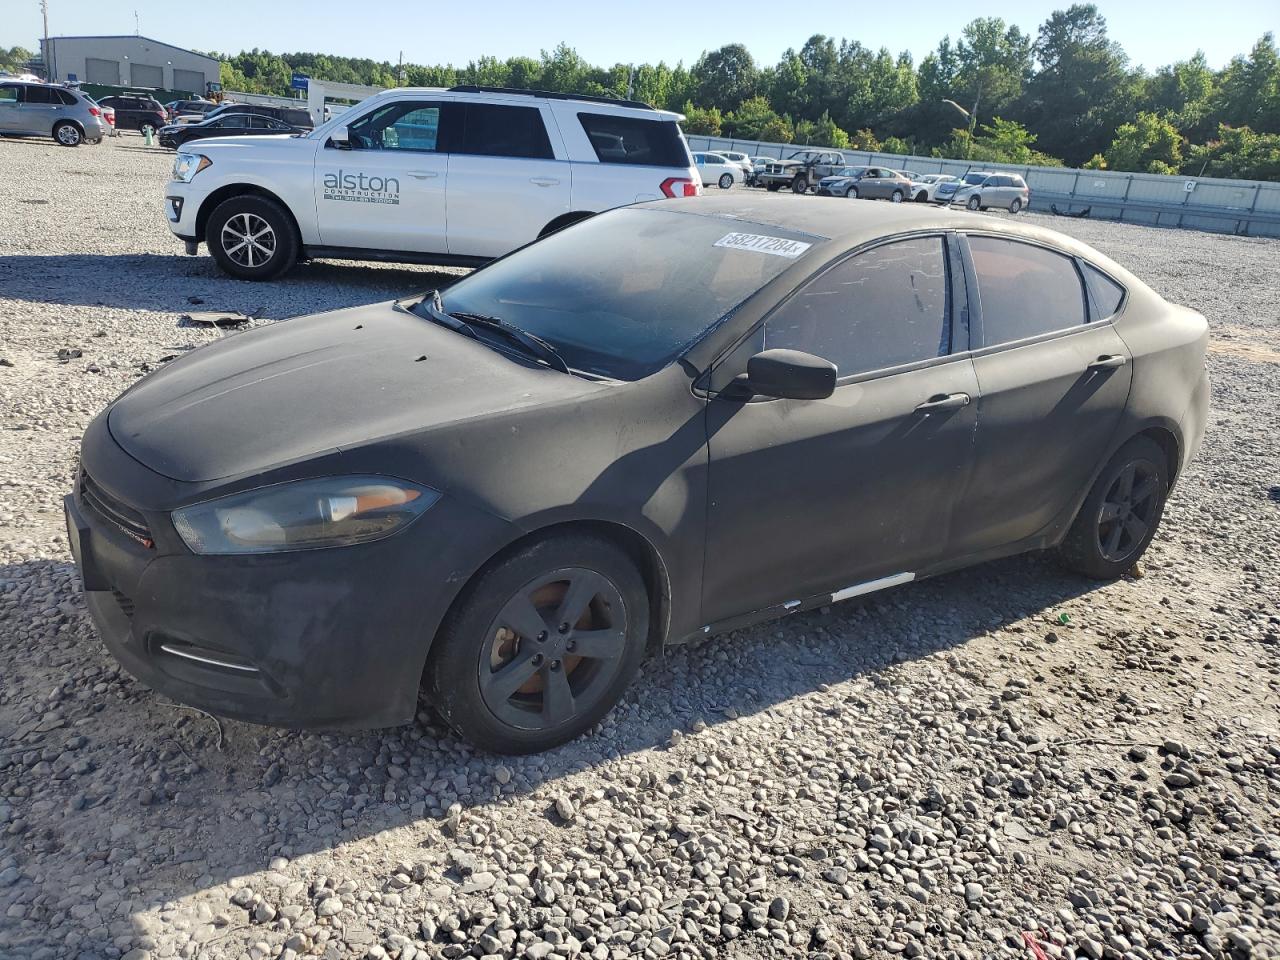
[{"left": 164, "top": 86, "right": 700, "bottom": 280}]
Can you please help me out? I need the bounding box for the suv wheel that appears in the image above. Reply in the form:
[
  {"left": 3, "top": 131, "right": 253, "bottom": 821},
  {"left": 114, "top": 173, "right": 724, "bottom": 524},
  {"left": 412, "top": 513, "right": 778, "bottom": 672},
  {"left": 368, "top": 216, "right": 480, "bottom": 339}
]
[
  {"left": 791, "top": 175, "right": 809, "bottom": 194},
  {"left": 427, "top": 534, "right": 649, "bottom": 754},
  {"left": 966, "top": 195, "right": 982, "bottom": 211},
  {"left": 53, "top": 122, "right": 83, "bottom": 147},
  {"left": 1009, "top": 198, "right": 1023, "bottom": 214},
  {"left": 141, "top": 122, "right": 157, "bottom": 138},
  {"left": 206, "top": 195, "right": 298, "bottom": 281},
  {"left": 718, "top": 172, "right": 734, "bottom": 190},
  {"left": 1058, "top": 436, "right": 1169, "bottom": 580}
]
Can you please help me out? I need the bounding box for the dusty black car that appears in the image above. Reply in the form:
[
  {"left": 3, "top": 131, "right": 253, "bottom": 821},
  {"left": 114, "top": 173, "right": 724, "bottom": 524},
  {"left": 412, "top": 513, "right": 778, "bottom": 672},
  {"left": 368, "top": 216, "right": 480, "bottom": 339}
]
[
  {"left": 158, "top": 112, "right": 305, "bottom": 149},
  {"left": 66, "top": 197, "right": 1209, "bottom": 753},
  {"left": 97, "top": 94, "right": 167, "bottom": 136}
]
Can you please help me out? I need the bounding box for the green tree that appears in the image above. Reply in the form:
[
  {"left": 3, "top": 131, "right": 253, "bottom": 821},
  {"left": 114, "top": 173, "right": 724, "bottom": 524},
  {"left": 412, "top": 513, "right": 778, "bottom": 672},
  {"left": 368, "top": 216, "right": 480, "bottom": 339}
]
[
  {"left": 1185, "top": 124, "right": 1280, "bottom": 180},
  {"left": 680, "top": 101, "right": 723, "bottom": 136},
  {"left": 0, "top": 45, "right": 33, "bottom": 73},
  {"left": 724, "top": 95, "right": 785, "bottom": 140},
  {"left": 691, "top": 43, "right": 758, "bottom": 111},
  {"left": 1143, "top": 52, "right": 1216, "bottom": 139},
  {"left": 1104, "top": 111, "right": 1184, "bottom": 173},
  {"left": 881, "top": 135, "right": 913, "bottom": 155},
  {"left": 952, "top": 18, "right": 1033, "bottom": 127},
  {"left": 1214, "top": 33, "right": 1280, "bottom": 135}
]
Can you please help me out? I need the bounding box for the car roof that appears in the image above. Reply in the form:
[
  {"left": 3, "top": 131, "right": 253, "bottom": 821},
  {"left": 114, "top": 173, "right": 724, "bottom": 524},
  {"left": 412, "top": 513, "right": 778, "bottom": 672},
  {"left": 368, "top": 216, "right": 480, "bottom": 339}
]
[{"left": 364, "top": 85, "right": 683, "bottom": 120}]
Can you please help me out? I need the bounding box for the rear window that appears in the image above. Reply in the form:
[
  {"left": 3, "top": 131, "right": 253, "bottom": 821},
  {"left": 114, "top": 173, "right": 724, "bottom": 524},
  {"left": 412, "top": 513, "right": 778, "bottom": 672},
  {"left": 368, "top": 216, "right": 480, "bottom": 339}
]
[
  {"left": 56, "top": 89, "right": 78, "bottom": 106},
  {"left": 969, "top": 236, "right": 1087, "bottom": 345},
  {"left": 578, "top": 112, "right": 689, "bottom": 167},
  {"left": 1081, "top": 262, "right": 1126, "bottom": 319}
]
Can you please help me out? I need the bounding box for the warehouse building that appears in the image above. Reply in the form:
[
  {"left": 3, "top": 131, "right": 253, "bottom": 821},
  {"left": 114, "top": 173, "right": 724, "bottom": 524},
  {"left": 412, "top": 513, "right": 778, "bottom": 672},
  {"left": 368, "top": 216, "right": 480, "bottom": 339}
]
[{"left": 39, "top": 35, "right": 220, "bottom": 95}]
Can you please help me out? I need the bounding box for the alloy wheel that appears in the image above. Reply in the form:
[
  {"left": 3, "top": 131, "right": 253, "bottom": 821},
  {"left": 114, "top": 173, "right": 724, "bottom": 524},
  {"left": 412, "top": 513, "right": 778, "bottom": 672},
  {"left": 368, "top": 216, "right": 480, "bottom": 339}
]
[
  {"left": 56, "top": 125, "right": 81, "bottom": 146},
  {"left": 1096, "top": 461, "right": 1160, "bottom": 562},
  {"left": 220, "top": 213, "right": 277, "bottom": 268},
  {"left": 478, "top": 569, "right": 629, "bottom": 731}
]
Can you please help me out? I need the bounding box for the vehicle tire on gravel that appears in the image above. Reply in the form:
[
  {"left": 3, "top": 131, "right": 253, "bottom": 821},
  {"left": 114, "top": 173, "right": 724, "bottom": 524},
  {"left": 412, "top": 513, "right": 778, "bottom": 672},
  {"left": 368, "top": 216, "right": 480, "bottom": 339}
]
[
  {"left": 915, "top": 191, "right": 929, "bottom": 202},
  {"left": 53, "top": 122, "right": 82, "bottom": 147},
  {"left": 718, "top": 172, "right": 734, "bottom": 190},
  {"left": 427, "top": 533, "right": 649, "bottom": 754},
  {"left": 141, "top": 123, "right": 157, "bottom": 138},
  {"left": 1009, "top": 198, "right": 1023, "bottom": 214},
  {"left": 891, "top": 189, "right": 904, "bottom": 203},
  {"left": 766, "top": 182, "right": 780, "bottom": 192},
  {"left": 1058, "top": 436, "right": 1170, "bottom": 580},
  {"left": 206, "top": 195, "right": 298, "bottom": 281},
  {"left": 792, "top": 175, "right": 808, "bottom": 194},
  {"left": 967, "top": 195, "right": 982, "bottom": 211},
  {"left": 847, "top": 186, "right": 859, "bottom": 199}
]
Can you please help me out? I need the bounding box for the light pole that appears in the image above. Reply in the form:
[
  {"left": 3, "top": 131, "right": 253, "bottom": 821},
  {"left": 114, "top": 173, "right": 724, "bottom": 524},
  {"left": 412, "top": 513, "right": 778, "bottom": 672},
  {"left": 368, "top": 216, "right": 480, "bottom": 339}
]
[{"left": 942, "top": 99, "right": 975, "bottom": 159}]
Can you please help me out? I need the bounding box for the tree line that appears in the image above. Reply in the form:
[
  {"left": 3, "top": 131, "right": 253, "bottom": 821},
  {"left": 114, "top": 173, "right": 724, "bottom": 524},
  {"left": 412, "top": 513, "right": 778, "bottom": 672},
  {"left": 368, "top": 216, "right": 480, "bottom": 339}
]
[{"left": 5, "top": 6, "right": 1277, "bottom": 179}]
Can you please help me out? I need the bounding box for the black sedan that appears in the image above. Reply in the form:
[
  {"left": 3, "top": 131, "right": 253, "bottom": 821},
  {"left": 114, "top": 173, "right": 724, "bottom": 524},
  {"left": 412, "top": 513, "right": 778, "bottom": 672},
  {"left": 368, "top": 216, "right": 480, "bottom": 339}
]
[
  {"left": 158, "top": 112, "right": 303, "bottom": 149},
  {"left": 66, "top": 197, "right": 1209, "bottom": 753}
]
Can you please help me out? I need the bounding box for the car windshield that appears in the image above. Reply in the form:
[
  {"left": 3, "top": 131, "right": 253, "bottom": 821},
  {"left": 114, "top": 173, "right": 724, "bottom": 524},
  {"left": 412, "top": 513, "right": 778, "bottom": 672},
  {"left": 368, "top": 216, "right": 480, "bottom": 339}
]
[
  {"left": 962, "top": 173, "right": 988, "bottom": 185},
  {"left": 440, "top": 208, "right": 823, "bottom": 381}
]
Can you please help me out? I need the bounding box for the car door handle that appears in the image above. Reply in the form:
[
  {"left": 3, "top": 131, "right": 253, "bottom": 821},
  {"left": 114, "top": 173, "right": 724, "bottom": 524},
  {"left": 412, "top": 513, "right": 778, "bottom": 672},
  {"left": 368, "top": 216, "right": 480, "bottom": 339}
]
[
  {"left": 530, "top": 177, "right": 560, "bottom": 187},
  {"left": 407, "top": 170, "right": 439, "bottom": 179},
  {"left": 914, "top": 392, "right": 971, "bottom": 413},
  {"left": 1087, "top": 354, "right": 1127, "bottom": 370}
]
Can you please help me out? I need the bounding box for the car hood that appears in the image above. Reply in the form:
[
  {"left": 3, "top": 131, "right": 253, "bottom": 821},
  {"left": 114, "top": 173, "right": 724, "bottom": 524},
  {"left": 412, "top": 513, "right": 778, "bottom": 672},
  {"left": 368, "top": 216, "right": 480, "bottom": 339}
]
[
  {"left": 179, "top": 133, "right": 310, "bottom": 151},
  {"left": 108, "top": 301, "right": 603, "bottom": 483}
]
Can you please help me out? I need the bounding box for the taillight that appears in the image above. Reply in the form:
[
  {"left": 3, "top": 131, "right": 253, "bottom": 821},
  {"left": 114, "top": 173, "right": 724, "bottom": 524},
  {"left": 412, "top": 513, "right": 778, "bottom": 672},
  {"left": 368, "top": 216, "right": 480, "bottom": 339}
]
[
  {"left": 89, "top": 106, "right": 100, "bottom": 117},
  {"left": 660, "top": 177, "right": 699, "bottom": 198},
  {"left": 105, "top": 113, "right": 115, "bottom": 125}
]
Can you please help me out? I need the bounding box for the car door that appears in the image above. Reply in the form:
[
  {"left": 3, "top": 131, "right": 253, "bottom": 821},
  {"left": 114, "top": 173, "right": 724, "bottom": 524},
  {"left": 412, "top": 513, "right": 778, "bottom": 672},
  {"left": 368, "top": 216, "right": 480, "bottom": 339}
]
[
  {"left": 863, "top": 168, "right": 888, "bottom": 199},
  {"left": 948, "top": 233, "right": 1133, "bottom": 556},
  {"left": 17, "top": 84, "right": 61, "bottom": 134},
  {"left": 0, "top": 84, "right": 20, "bottom": 132},
  {"left": 313, "top": 98, "right": 458, "bottom": 254},
  {"left": 701, "top": 234, "right": 980, "bottom": 624},
  {"left": 446, "top": 101, "right": 570, "bottom": 258}
]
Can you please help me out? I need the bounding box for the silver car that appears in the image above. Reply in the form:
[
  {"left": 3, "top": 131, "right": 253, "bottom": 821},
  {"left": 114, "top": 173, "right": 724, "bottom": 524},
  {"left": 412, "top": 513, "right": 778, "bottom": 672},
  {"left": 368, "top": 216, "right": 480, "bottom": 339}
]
[
  {"left": 0, "top": 81, "right": 110, "bottom": 146},
  {"left": 939, "top": 172, "right": 1032, "bottom": 213}
]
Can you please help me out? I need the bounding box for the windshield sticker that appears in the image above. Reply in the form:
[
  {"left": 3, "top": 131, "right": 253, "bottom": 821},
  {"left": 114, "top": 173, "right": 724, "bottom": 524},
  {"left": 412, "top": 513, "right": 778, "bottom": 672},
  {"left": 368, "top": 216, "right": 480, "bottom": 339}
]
[{"left": 714, "top": 233, "right": 811, "bottom": 258}]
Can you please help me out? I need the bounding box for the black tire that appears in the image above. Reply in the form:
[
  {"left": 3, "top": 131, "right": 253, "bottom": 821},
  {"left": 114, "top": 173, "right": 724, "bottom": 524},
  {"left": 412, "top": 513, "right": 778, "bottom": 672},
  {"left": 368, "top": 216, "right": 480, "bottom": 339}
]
[
  {"left": 914, "top": 191, "right": 929, "bottom": 203},
  {"left": 1009, "top": 198, "right": 1023, "bottom": 214},
  {"left": 718, "top": 172, "right": 734, "bottom": 190},
  {"left": 792, "top": 175, "right": 809, "bottom": 194},
  {"left": 427, "top": 534, "right": 649, "bottom": 754},
  {"left": 890, "top": 189, "right": 904, "bottom": 203},
  {"left": 1057, "top": 436, "right": 1169, "bottom": 580},
  {"left": 141, "top": 123, "right": 157, "bottom": 138},
  {"left": 766, "top": 182, "right": 781, "bottom": 192},
  {"left": 53, "top": 122, "right": 82, "bottom": 147},
  {"left": 847, "top": 186, "right": 859, "bottom": 199},
  {"left": 966, "top": 195, "right": 981, "bottom": 211},
  {"left": 206, "top": 195, "right": 298, "bottom": 281}
]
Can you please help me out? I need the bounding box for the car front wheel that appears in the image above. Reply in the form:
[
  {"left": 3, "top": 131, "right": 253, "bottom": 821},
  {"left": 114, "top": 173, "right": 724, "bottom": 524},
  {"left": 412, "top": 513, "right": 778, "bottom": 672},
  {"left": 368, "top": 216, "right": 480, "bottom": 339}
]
[
  {"left": 1058, "top": 436, "right": 1169, "bottom": 579},
  {"left": 792, "top": 175, "right": 808, "bottom": 194},
  {"left": 718, "top": 172, "right": 734, "bottom": 189},
  {"left": 427, "top": 533, "right": 649, "bottom": 754},
  {"left": 891, "top": 189, "right": 904, "bottom": 203},
  {"left": 966, "top": 195, "right": 982, "bottom": 211},
  {"left": 206, "top": 195, "right": 298, "bottom": 281},
  {"left": 53, "top": 122, "right": 83, "bottom": 147},
  {"left": 847, "top": 186, "right": 859, "bottom": 199}
]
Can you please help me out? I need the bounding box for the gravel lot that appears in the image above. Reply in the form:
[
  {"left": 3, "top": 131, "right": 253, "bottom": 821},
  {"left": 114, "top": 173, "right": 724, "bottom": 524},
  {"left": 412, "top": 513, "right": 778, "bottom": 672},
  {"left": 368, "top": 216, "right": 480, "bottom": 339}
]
[{"left": 1, "top": 135, "right": 1278, "bottom": 960}]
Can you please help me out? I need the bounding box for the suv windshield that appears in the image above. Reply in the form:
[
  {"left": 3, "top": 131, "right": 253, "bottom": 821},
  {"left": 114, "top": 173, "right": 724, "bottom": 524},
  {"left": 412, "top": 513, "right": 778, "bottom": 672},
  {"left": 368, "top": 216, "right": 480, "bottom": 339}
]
[
  {"left": 962, "top": 173, "right": 989, "bottom": 185},
  {"left": 440, "top": 208, "right": 822, "bottom": 381}
]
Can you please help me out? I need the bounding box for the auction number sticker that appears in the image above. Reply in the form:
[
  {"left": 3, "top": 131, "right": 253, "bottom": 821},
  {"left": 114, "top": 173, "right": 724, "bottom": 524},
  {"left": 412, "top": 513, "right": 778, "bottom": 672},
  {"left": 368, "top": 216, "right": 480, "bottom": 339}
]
[{"left": 714, "top": 233, "right": 812, "bottom": 258}]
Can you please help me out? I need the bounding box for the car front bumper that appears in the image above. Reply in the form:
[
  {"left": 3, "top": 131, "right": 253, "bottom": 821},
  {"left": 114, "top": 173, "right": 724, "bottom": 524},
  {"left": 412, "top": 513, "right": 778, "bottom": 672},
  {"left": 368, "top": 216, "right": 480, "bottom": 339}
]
[
  {"left": 164, "top": 180, "right": 199, "bottom": 241},
  {"left": 66, "top": 413, "right": 515, "bottom": 729}
]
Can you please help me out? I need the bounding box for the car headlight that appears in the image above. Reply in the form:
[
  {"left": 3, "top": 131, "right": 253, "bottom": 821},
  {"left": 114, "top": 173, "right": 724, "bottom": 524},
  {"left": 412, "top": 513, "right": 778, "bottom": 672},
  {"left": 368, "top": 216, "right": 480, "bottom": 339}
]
[
  {"left": 171, "top": 476, "right": 439, "bottom": 555},
  {"left": 172, "top": 152, "right": 212, "bottom": 182}
]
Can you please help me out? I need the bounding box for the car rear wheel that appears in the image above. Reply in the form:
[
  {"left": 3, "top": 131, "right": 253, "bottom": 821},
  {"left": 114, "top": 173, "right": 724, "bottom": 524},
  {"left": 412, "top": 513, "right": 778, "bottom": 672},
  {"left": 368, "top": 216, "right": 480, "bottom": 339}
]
[
  {"left": 891, "top": 189, "right": 904, "bottom": 203},
  {"left": 206, "top": 195, "right": 298, "bottom": 281},
  {"left": 141, "top": 122, "right": 157, "bottom": 138},
  {"left": 966, "top": 195, "right": 982, "bottom": 211},
  {"left": 428, "top": 534, "right": 649, "bottom": 754},
  {"left": 1057, "top": 436, "right": 1169, "bottom": 580},
  {"left": 1009, "top": 198, "right": 1023, "bottom": 214},
  {"left": 792, "top": 175, "right": 808, "bottom": 194},
  {"left": 718, "top": 172, "right": 734, "bottom": 190},
  {"left": 53, "top": 122, "right": 82, "bottom": 147}
]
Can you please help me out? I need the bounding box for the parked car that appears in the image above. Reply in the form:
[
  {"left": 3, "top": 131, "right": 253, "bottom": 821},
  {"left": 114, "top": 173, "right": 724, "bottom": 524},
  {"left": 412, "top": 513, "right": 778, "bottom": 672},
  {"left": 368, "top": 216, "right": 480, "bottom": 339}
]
[
  {"left": 897, "top": 170, "right": 923, "bottom": 182},
  {"left": 746, "top": 155, "right": 772, "bottom": 185},
  {"left": 692, "top": 151, "right": 741, "bottom": 189},
  {"left": 950, "top": 172, "right": 1031, "bottom": 213},
  {"left": 98, "top": 94, "right": 167, "bottom": 136},
  {"left": 756, "top": 150, "right": 846, "bottom": 193},
  {"left": 66, "top": 195, "right": 1208, "bottom": 753},
  {"left": 166, "top": 99, "right": 217, "bottom": 123},
  {"left": 159, "top": 112, "right": 306, "bottom": 149},
  {"left": 713, "top": 149, "right": 754, "bottom": 178},
  {"left": 910, "top": 173, "right": 956, "bottom": 202},
  {"left": 163, "top": 85, "right": 700, "bottom": 280},
  {"left": 816, "top": 166, "right": 912, "bottom": 201},
  {"left": 0, "top": 80, "right": 110, "bottom": 146},
  {"left": 196, "top": 102, "right": 314, "bottom": 130}
]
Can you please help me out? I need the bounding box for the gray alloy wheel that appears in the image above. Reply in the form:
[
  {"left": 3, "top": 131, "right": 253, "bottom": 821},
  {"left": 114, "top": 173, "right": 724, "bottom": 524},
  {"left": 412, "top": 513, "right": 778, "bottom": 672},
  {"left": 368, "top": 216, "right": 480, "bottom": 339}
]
[
  {"left": 718, "top": 172, "right": 734, "bottom": 190},
  {"left": 891, "top": 189, "right": 904, "bottom": 203},
  {"left": 1009, "top": 198, "right": 1023, "bottom": 214},
  {"left": 220, "top": 213, "right": 277, "bottom": 269},
  {"left": 847, "top": 185, "right": 859, "bottom": 199},
  {"left": 967, "top": 195, "right": 982, "bottom": 211},
  {"left": 1095, "top": 461, "right": 1162, "bottom": 563},
  {"left": 477, "top": 569, "right": 630, "bottom": 732},
  {"left": 54, "top": 122, "right": 82, "bottom": 147}
]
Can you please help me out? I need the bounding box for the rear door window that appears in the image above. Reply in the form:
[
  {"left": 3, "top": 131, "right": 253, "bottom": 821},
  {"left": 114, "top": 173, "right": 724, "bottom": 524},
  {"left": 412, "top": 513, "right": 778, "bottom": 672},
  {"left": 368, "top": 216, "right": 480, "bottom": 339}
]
[
  {"left": 968, "top": 236, "right": 1087, "bottom": 345},
  {"left": 22, "top": 86, "right": 58, "bottom": 104},
  {"left": 458, "top": 103, "right": 553, "bottom": 159},
  {"left": 764, "top": 236, "right": 952, "bottom": 377},
  {"left": 579, "top": 112, "right": 689, "bottom": 167}
]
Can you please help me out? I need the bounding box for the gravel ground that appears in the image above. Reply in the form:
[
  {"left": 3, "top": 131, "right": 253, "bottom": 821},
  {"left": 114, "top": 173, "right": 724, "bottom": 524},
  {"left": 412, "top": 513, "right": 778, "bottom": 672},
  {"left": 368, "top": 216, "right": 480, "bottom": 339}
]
[{"left": 1, "top": 135, "right": 1278, "bottom": 960}]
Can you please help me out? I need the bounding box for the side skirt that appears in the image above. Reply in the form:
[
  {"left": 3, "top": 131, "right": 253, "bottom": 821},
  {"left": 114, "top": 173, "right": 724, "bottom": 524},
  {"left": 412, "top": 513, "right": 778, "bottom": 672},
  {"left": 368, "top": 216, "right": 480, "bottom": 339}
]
[{"left": 302, "top": 246, "right": 491, "bottom": 269}]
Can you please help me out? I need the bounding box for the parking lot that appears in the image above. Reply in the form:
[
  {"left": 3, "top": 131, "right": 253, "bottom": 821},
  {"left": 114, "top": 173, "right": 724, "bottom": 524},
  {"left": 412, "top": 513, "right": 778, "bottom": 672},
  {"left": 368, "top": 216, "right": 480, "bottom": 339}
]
[{"left": 2, "top": 134, "right": 1279, "bottom": 960}]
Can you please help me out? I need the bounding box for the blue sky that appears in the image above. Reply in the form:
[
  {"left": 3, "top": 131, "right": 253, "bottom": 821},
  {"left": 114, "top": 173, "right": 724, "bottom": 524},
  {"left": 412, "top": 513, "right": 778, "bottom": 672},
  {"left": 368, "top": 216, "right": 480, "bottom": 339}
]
[{"left": 8, "top": 0, "right": 1278, "bottom": 72}]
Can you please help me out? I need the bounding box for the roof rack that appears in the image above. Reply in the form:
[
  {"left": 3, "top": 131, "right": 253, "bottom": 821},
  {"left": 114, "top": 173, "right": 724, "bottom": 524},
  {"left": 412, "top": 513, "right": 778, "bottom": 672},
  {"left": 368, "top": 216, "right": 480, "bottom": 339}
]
[{"left": 447, "top": 85, "right": 655, "bottom": 111}]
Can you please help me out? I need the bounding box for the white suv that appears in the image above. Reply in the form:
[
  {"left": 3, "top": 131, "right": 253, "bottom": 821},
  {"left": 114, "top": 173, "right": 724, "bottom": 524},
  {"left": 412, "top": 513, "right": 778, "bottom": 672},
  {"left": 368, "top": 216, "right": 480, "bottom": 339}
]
[{"left": 164, "top": 86, "right": 700, "bottom": 280}]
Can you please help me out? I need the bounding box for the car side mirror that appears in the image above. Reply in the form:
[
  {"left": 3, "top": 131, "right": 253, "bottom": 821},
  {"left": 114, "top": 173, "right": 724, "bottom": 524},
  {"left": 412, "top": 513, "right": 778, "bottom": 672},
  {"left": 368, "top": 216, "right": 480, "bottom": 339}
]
[
  {"left": 745, "top": 349, "right": 837, "bottom": 400},
  {"left": 329, "top": 125, "right": 350, "bottom": 148}
]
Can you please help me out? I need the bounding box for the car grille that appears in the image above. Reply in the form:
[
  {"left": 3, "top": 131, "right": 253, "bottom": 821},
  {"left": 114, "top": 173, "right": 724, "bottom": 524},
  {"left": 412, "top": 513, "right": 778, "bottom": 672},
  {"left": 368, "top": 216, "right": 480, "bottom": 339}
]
[
  {"left": 766, "top": 164, "right": 786, "bottom": 174},
  {"left": 79, "top": 469, "right": 153, "bottom": 548}
]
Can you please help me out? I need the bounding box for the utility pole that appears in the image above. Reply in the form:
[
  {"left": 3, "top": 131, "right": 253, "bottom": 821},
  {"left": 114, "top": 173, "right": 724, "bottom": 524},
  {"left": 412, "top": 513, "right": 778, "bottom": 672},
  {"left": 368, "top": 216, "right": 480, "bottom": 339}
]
[
  {"left": 398, "top": 50, "right": 404, "bottom": 87},
  {"left": 40, "top": 0, "right": 51, "bottom": 79},
  {"left": 134, "top": 9, "right": 140, "bottom": 36}
]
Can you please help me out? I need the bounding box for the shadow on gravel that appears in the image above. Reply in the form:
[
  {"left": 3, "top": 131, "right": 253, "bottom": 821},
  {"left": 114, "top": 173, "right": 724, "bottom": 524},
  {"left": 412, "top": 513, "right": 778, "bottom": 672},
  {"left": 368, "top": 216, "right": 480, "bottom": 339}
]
[
  {"left": 0, "top": 254, "right": 462, "bottom": 315},
  {"left": 0, "top": 549, "right": 1106, "bottom": 955}
]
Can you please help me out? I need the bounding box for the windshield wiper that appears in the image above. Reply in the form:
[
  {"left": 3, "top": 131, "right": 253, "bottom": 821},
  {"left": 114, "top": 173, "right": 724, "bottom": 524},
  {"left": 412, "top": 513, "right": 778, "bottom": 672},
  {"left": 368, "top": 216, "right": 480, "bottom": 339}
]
[{"left": 410, "top": 292, "right": 570, "bottom": 374}]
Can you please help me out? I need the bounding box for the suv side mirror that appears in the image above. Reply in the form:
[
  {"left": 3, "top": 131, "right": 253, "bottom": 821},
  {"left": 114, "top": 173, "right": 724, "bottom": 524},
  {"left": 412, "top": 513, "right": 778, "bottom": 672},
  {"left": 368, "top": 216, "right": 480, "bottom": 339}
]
[
  {"left": 746, "top": 349, "right": 837, "bottom": 400},
  {"left": 329, "top": 125, "right": 350, "bottom": 148}
]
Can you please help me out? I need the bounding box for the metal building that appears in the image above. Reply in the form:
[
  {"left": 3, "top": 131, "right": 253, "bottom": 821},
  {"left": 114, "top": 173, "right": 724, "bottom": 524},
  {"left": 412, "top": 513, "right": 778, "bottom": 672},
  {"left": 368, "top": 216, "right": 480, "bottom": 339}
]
[{"left": 39, "top": 35, "right": 220, "bottom": 95}]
